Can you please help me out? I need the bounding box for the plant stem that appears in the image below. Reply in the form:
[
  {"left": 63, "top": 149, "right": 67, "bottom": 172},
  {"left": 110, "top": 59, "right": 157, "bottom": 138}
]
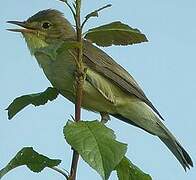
[
  {"left": 81, "top": 4, "right": 112, "bottom": 29},
  {"left": 69, "top": 0, "right": 83, "bottom": 180},
  {"left": 63, "top": 0, "right": 77, "bottom": 22},
  {"left": 75, "top": 0, "right": 83, "bottom": 122},
  {"left": 50, "top": 167, "right": 69, "bottom": 179}
]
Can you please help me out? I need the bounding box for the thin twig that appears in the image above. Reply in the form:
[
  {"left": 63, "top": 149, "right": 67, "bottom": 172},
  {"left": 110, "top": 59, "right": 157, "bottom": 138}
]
[
  {"left": 50, "top": 167, "right": 69, "bottom": 179},
  {"left": 59, "top": 0, "right": 76, "bottom": 21},
  {"left": 81, "top": 4, "right": 112, "bottom": 29}
]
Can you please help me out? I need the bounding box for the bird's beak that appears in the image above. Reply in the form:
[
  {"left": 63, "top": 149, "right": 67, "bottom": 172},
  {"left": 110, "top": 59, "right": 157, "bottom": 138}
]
[{"left": 7, "top": 21, "right": 35, "bottom": 33}]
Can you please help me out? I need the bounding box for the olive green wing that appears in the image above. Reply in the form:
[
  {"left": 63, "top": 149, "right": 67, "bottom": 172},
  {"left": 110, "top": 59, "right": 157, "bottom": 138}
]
[
  {"left": 83, "top": 40, "right": 164, "bottom": 120},
  {"left": 86, "top": 68, "right": 116, "bottom": 104}
]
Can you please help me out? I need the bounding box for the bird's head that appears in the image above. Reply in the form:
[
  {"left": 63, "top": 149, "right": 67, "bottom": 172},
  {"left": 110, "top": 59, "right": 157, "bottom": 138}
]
[{"left": 7, "top": 9, "right": 75, "bottom": 54}]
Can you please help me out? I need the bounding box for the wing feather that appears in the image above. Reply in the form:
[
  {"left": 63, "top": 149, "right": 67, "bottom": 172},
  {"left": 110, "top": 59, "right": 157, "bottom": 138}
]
[
  {"left": 86, "top": 69, "right": 116, "bottom": 104},
  {"left": 83, "top": 40, "right": 164, "bottom": 120}
]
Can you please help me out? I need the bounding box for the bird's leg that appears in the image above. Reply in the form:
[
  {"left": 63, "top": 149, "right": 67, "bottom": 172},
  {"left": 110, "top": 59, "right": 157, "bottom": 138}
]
[{"left": 100, "top": 112, "right": 110, "bottom": 124}]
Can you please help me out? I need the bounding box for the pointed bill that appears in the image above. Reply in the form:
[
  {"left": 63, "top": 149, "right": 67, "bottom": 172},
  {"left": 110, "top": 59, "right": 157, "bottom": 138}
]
[{"left": 7, "top": 21, "right": 35, "bottom": 33}]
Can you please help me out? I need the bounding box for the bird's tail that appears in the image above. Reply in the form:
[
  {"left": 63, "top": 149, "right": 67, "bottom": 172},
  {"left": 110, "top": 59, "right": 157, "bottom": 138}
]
[
  {"left": 156, "top": 117, "right": 193, "bottom": 170},
  {"left": 159, "top": 136, "right": 193, "bottom": 170},
  {"left": 112, "top": 113, "right": 193, "bottom": 170}
]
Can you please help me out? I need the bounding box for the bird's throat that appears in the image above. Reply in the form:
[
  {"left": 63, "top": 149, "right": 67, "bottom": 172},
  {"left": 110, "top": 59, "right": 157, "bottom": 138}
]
[{"left": 22, "top": 33, "right": 48, "bottom": 55}]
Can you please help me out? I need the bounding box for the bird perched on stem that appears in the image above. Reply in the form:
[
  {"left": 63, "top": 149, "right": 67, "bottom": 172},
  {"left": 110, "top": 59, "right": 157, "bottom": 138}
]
[{"left": 7, "top": 9, "right": 193, "bottom": 170}]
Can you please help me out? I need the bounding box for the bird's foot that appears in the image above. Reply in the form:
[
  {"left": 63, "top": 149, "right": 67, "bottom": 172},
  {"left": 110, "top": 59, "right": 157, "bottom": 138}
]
[{"left": 100, "top": 112, "right": 110, "bottom": 124}]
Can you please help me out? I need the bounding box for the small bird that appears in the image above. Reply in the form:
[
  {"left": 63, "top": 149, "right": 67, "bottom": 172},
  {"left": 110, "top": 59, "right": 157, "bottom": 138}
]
[{"left": 7, "top": 9, "right": 193, "bottom": 170}]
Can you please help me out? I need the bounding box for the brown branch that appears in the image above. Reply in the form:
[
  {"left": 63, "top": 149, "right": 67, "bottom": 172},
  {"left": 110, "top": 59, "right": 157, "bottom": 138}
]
[
  {"left": 60, "top": 1, "right": 84, "bottom": 179},
  {"left": 69, "top": 0, "right": 83, "bottom": 180}
]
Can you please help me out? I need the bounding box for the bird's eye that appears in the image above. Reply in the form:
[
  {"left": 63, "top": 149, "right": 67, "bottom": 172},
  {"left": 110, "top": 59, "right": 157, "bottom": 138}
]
[{"left": 42, "top": 22, "right": 51, "bottom": 29}]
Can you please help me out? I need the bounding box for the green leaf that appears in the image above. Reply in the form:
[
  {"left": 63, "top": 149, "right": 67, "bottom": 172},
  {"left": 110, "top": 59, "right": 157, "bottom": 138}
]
[
  {"left": 0, "top": 147, "right": 61, "bottom": 179},
  {"left": 6, "top": 87, "right": 59, "bottom": 120},
  {"left": 58, "top": 0, "right": 68, "bottom": 3},
  {"left": 84, "top": 21, "right": 148, "bottom": 47},
  {"left": 84, "top": 4, "right": 112, "bottom": 21},
  {"left": 64, "top": 120, "right": 127, "bottom": 180},
  {"left": 115, "top": 157, "right": 152, "bottom": 180},
  {"left": 85, "top": 11, "right": 99, "bottom": 19}
]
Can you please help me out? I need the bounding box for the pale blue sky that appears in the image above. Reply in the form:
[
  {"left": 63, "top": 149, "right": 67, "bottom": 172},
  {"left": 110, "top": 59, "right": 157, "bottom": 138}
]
[{"left": 0, "top": 0, "right": 196, "bottom": 180}]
